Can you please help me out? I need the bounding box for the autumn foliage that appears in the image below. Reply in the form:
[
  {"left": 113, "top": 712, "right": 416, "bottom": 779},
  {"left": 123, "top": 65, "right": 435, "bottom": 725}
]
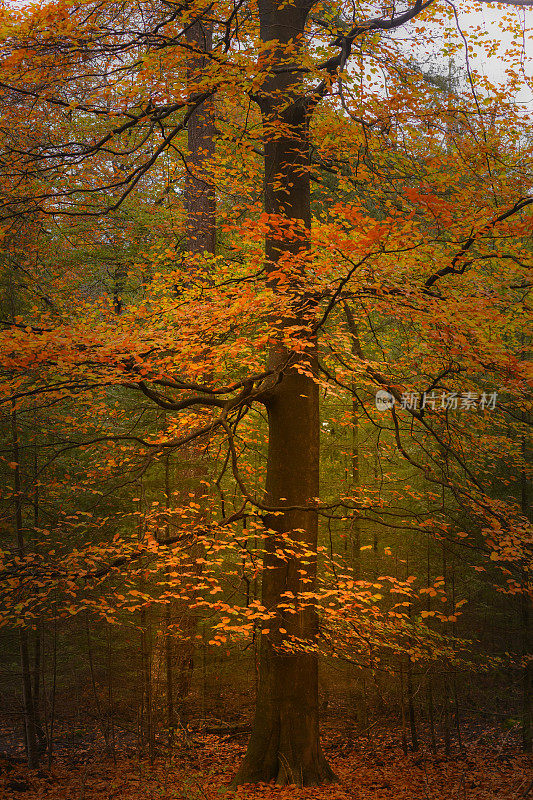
[{"left": 0, "top": 0, "right": 531, "bottom": 790}]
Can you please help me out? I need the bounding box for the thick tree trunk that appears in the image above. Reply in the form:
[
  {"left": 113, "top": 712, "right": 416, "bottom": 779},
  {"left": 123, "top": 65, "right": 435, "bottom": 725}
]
[
  {"left": 233, "top": 1, "right": 335, "bottom": 786},
  {"left": 234, "top": 354, "right": 334, "bottom": 785}
]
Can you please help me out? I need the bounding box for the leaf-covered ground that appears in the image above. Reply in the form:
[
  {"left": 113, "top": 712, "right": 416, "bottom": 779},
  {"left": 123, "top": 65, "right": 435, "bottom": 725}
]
[{"left": 1, "top": 731, "right": 531, "bottom": 800}]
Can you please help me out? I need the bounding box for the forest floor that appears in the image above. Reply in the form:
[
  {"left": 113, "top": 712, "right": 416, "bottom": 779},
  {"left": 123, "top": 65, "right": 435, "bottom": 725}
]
[{"left": 1, "top": 724, "right": 531, "bottom": 800}]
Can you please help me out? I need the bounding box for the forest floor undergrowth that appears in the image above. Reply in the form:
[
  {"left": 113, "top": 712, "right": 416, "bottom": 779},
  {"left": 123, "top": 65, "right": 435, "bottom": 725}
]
[{"left": 1, "top": 724, "right": 531, "bottom": 800}]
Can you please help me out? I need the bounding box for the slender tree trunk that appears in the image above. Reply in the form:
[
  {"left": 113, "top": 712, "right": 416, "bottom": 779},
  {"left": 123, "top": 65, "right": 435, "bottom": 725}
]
[
  {"left": 32, "top": 629, "right": 46, "bottom": 753},
  {"left": 201, "top": 623, "right": 207, "bottom": 719},
  {"left": 443, "top": 677, "right": 451, "bottom": 756},
  {"left": 47, "top": 619, "right": 57, "bottom": 769},
  {"left": 425, "top": 536, "right": 437, "bottom": 755},
  {"left": 140, "top": 606, "right": 154, "bottom": 764},
  {"left": 441, "top": 543, "right": 451, "bottom": 755},
  {"left": 406, "top": 654, "right": 419, "bottom": 752},
  {"left": 426, "top": 676, "right": 437, "bottom": 756},
  {"left": 11, "top": 404, "right": 39, "bottom": 769},
  {"left": 165, "top": 601, "right": 174, "bottom": 748},
  {"left": 400, "top": 664, "right": 408, "bottom": 756},
  {"left": 405, "top": 561, "right": 418, "bottom": 752},
  {"left": 233, "top": 1, "right": 335, "bottom": 786},
  {"left": 164, "top": 456, "right": 175, "bottom": 749},
  {"left": 520, "top": 431, "right": 532, "bottom": 752},
  {"left": 136, "top": 489, "right": 154, "bottom": 762},
  {"left": 344, "top": 304, "right": 362, "bottom": 576},
  {"left": 85, "top": 615, "right": 109, "bottom": 751},
  {"left": 451, "top": 566, "right": 464, "bottom": 754},
  {"left": 522, "top": 592, "right": 532, "bottom": 753},
  {"left": 31, "top": 441, "right": 46, "bottom": 756},
  {"left": 106, "top": 628, "right": 116, "bottom": 765}
]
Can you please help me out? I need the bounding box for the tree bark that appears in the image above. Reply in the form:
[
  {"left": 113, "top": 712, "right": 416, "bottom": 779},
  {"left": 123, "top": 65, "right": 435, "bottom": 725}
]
[
  {"left": 185, "top": 16, "right": 216, "bottom": 256},
  {"left": 163, "top": 12, "right": 217, "bottom": 726},
  {"left": 233, "top": 1, "right": 335, "bottom": 786},
  {"left": 520, "top": 431, "right": 532, "bottom": 753},
  {"left": 11, "top": 406, "right": 39, "bottom": 769}
]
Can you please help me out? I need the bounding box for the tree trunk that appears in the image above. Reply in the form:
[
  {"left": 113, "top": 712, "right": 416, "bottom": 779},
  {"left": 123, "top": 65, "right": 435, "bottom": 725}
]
[
  {"left": 520, "top": 431, "right": 532, "bottom": 753},
  {"left": 234, "top": 353, "right": 334, "bottom": 785},
  {"left": 30, "top": 442, "right": 47, "bottom": 756},
  {"left": 162, "top": 13, "right": 217, "bottom": 725},
  {"left": 344, "top": 303, "right": 362, "bottom": 575},
  {"left": 11, "top": 404, "right": 39, "bottom": 769},
  {"left": 140, "top": 606, "right": 154, "bottom": 763},
  {"left": 164, "top": 456, "right": 175, "bottom": 747},
  {"left": 185, "top": 17, "right": 215, "bottom": 256},
  {"left": 233, "top": 1, "right": 335, "bottom": 786},
  {"left": 406, "top": 654, "right": 419, "bottom": 752},
  {"left": 425, "top": 535, "right": 437, "bottom": 755},
  {"left": 522, "top": 592, "right": 532, "bottom": 753}
]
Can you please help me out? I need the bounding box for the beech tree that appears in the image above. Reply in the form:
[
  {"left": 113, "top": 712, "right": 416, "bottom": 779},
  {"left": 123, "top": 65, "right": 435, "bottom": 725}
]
[{"left": 0, "top": 0, "right": 531, "bottom": 785}]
